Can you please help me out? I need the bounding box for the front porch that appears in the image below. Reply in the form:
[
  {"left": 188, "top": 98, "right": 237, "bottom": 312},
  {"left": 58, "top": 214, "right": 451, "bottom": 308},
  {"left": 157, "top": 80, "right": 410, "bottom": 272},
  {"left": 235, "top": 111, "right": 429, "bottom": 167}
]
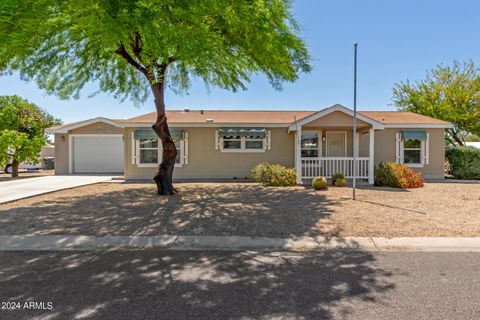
[
  {"left": 290, "top": 105, "right": 384, "bottom": 185},
  {"left": 301, "top": 157, "right": 370, "bottom": 180}
]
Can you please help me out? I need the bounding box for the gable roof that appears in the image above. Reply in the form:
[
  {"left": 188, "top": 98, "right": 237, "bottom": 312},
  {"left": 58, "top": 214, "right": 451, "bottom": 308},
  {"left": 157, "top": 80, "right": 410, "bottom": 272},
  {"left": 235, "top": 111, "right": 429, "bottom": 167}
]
[
  {"left": 46, "top": 117, "right": 122, "bottom": 134},
  {"left": 287, "top": 104, "right": 385, "bottom": 131}
]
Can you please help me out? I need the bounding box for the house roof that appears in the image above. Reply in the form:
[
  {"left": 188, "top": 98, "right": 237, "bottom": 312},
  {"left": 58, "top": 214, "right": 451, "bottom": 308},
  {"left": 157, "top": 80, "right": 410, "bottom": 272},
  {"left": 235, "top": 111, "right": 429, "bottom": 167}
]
[
  {"left": 120, "top": 110, "right": 315, "bottom": 124},
  {"left": 360, "top": 111, "right": 450, "bottom": 125},
  {"left": 121, "top": 109, "right": 451, "bottom": 126},
  {"left": 46, "top": 105, "right": 452, "bottom": 133}
]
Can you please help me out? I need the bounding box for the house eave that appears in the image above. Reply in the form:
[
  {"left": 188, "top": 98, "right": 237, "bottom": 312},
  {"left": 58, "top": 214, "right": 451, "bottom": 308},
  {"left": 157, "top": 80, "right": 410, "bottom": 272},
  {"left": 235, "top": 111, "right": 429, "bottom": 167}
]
[
  {"left": 46, "top": 117, "right": 123, "bottom": 134},
  {"left": 383, "top": 123, "right": 454, "bottom": 129},
  {"left": 121, "top": 122, "right": 290, "bottom": 128}
]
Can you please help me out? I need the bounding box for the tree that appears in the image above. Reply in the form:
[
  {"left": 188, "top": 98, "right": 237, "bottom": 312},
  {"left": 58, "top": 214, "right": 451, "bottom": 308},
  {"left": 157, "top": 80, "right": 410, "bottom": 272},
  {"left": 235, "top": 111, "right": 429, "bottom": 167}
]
[
  {"left": 392, "top": 60, "right": 480, "bottom": 146},
  {"left": 0, "top": 0, "right": 311, "bottom": 194},
  {"left": 0, "top": 95, "right": 60, "bottom": 177}
]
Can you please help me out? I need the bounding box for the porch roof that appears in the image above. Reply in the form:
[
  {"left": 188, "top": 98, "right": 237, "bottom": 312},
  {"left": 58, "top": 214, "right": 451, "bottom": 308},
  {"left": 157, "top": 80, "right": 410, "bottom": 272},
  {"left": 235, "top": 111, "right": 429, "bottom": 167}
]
[{"left": 288, "top": 104, "right": 385, "bottom": 131}]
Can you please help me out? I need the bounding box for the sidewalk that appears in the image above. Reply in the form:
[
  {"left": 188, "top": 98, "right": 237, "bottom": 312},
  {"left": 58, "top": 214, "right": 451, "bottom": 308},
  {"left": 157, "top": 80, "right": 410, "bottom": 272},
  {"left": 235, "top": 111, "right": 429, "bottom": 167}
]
[{"left": 1, "top": 235, "right": 480, "bottom": 252}]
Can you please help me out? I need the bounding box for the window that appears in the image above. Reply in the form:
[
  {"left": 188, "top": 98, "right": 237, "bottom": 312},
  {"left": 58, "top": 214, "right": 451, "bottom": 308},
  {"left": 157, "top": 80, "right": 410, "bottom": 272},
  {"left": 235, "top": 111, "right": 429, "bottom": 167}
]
[
  {"left": 217, "top": 128, "right": 269, "bottom": 152},
  {"left": 223, "top": 134, "right": 242, "bottom": 149},
  {"left": 301, "top": 133, "right": 319, "bottom": 157},
  {"left": 139, "top": 138, "right": 159, "bottom": 164},
  {"left": 396, "top": 131, "right": 429, "bottom": 167},
  {"left": 245, "top": 133, "right": 264, "bottom": 149},
  {"left": 403, "top": 139, "right": 422, "bottom": 164},
  {"left": 133, "top": 129, "right": 188, "bottom": 167}
]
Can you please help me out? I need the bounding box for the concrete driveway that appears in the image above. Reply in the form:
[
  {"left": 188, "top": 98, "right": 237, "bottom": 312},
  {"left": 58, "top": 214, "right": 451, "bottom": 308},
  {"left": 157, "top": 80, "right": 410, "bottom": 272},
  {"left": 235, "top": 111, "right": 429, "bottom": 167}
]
[{"left": 0, "top": 175, "right": 116, "bottom": 204}]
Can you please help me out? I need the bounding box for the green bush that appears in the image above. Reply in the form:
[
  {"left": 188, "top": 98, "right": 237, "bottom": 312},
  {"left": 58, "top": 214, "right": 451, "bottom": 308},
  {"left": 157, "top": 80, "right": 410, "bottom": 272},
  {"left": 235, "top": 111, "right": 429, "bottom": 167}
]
[
  {"left": 375, "top": 162, "right": 424, "bottom": 189},
  {"left": 446, "top": 146, "right": 480, "bottom": 179},
  {"left": 331, "top": 172, "right": 345, "bottom": 186},
  {"left": 334, "top": 177, "right": 347, "bottom": 187},
  {"left": 251, "top": 162, "right": 297, "bottom": 186},
  {"left": 312, "top": 176, "right": 328, "bottom": 190}
]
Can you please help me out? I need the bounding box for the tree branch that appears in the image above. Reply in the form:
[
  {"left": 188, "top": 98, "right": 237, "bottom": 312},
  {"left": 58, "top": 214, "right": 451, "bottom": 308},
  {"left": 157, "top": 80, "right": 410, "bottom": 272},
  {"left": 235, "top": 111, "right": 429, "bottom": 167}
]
[{"left": 115, "top": 44, "right": 148, "bottom": 77}]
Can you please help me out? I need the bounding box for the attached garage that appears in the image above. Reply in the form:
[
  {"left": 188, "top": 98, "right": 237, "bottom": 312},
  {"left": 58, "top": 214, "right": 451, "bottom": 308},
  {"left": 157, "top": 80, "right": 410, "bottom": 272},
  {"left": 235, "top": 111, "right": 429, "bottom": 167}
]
[{"left": 70, "top": 135, "right": 124, "bottom": 174}]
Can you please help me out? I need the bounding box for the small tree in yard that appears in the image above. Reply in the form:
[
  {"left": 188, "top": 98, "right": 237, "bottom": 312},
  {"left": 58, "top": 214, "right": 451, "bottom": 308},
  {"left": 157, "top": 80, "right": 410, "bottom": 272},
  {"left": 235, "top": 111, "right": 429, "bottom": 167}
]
[
  {"left": 392, "top": 60, "right": 480, "bottom": 146},
  {"left": 0, "top": 0, "right": 311, "bottom": 194},
  {"left": 0, "top": 95, "right": 60, "bottom": 177}
]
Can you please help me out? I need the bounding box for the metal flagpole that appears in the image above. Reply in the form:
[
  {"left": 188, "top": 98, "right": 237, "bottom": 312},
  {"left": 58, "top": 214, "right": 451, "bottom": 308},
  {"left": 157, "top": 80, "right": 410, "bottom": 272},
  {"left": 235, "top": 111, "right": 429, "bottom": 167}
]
[{"left": 352, "top": 43, "right": 358, "bottom": 200}]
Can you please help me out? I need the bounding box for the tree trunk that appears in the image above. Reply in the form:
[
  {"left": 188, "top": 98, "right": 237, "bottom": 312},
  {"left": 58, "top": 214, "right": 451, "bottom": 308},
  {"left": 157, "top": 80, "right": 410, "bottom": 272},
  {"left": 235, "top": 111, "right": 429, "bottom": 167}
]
[
  {"left": 150, "top": 82, "right": 178, "bottom": 195},
  {"left": 447, "top": 128, "right": 465, "bottom": 146},
  {"left": 11, "top": 159, "right": 19, "bottom": 178}
]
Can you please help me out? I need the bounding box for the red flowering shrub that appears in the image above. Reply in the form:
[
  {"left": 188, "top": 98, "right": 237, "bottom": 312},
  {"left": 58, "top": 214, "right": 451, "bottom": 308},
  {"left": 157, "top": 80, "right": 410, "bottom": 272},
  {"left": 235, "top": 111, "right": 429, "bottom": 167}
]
[{"left": 375, "top": 162, "right": 424, "bottom": 189}]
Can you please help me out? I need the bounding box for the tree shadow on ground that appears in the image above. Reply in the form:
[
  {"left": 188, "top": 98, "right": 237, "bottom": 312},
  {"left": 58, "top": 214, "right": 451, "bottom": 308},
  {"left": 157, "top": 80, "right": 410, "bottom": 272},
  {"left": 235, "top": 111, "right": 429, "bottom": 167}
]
[
  {"left": 0, "top": 249, "right": 394, "bottom": 320},
  {"left": 0, "top": 183, "right": 343, "bottom": 237}
]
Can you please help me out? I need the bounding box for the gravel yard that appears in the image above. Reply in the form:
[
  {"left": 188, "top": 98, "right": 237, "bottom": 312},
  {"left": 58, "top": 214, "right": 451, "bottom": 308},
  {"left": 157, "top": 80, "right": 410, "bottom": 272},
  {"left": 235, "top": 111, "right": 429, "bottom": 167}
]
[{"left": 0, "top": 181, "right": 479, "bottom": 237}]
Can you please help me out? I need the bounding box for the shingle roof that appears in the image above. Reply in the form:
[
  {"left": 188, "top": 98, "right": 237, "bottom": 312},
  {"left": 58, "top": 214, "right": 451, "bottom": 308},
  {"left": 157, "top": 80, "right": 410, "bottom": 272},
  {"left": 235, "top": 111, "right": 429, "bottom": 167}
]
[
  {"left": 120, "top": 110, "right": 316, "bottom": 124},
  {"left": 120, "top": 109, "right": 450, "bottom": 125},
  {"left": 48, "top": 108, "right": 451, "bottom": 133},
  {"left": 360, "top": 111, "right": 449, "bottom": 125}
]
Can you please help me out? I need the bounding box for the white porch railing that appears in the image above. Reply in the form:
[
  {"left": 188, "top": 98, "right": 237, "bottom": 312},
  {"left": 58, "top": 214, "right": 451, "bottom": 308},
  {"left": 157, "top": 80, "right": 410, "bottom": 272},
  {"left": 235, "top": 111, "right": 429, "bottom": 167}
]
[{"left": 301, "top": 157, "right": 370, "bottom": 179}]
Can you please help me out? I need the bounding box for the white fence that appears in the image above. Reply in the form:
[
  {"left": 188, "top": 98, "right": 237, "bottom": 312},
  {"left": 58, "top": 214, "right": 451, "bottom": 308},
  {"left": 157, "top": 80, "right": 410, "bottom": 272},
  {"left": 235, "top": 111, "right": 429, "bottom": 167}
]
[{"left": 301, "top": 157, "right": 370, "bottom": 179}]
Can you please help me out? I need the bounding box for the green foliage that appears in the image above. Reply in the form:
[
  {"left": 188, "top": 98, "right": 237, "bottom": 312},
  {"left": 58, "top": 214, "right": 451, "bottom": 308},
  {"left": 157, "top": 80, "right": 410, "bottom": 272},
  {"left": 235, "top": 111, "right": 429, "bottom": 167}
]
[
  {"left": 312, "top": 176, "right": 327, "bottom": 190},
  {"left": 375, "top": 162, "right": 424, "bottom": 189},
  {"left": 334, "top": 177, "right": 347, "bottom": 187},
  {"left": 392, "top": 60, "right": 480, "bottom": 146},
  {"left": 445, "top": 146, "right": 480, "bottom": 179},
  {"left": 0, "top": 95, "right": 60, "bottom": 168},
  {"left": 251, "top": 162, "right": 297, "bottom": 187},
  {"left": 0, "top": 0, "right": 312, "bottom": 105},
  {"left": 331, "top": 172, "right": 345, "bottom": 185}
]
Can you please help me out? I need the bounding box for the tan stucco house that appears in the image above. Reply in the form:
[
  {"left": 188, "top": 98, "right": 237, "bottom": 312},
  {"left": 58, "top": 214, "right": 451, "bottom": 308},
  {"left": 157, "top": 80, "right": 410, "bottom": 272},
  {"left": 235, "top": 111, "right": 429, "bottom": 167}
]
[{"left": 46, "top": 104, "right": 452, "bottom": 184}]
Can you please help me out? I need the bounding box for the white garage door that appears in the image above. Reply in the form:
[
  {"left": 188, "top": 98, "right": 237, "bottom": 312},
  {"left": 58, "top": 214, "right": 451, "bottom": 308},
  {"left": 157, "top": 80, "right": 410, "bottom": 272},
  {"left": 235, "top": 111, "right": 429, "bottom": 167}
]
[{"left": 72, "top": 135, "right": 124, "bottom": 173}]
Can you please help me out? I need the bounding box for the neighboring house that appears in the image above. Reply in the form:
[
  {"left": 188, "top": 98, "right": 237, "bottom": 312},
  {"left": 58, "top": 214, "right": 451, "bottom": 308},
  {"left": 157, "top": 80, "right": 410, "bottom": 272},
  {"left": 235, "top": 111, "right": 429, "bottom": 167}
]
[
  {"left": 46, "top": 104, "right": 452, "bottom": 184},
  {"left": 466, "top": 142, "right": 480, "bottom": 149}
]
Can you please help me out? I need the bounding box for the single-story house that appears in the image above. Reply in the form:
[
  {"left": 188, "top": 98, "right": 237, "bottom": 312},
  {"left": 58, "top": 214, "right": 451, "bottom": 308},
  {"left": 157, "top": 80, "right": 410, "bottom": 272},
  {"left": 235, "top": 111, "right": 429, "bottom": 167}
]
[{"left": 46, "top": 104, "right": 453, "bottom": 184}]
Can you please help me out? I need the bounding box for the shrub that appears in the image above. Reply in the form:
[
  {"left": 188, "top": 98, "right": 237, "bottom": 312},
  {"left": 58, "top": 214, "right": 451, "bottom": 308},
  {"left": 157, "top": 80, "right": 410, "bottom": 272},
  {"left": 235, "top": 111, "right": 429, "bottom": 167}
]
[
  {"left": 251, "top": 162, "right": 297, "bottom": 187},
  {"left": 334, "top": 177, "right": 347, "bottom": 187},
  {"left": 375, "top": 162, "right": 424, "bottom": 189},
  {"left": 312, "top": 176, "right": 328, "bottom": 190},
  {"left": 331, "top": 172, "right": 345, "bottom": 185},
  {"left": 445, "top": 146, "right": 480, "bottom": 179}
]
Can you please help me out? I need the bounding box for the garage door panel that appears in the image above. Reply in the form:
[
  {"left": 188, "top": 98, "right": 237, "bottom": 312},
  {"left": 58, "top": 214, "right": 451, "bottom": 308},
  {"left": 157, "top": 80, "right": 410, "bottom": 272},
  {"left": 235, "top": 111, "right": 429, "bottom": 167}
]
[{"left": 73, "top": 136, "right": 124, "bottom": 173}]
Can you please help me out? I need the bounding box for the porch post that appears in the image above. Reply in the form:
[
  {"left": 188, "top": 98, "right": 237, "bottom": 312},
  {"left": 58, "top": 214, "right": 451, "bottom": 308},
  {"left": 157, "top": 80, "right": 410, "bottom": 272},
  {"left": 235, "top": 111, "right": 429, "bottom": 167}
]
[
  {"left": 368, "top": 128, "right": 375, "bottom": 184},
  {"left": 295, "top": 128, "right": 302, "bottom": 185}
]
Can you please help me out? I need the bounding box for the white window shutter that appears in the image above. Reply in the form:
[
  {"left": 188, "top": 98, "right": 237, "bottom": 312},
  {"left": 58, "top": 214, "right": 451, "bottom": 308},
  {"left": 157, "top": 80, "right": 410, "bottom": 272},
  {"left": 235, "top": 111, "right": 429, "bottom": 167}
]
[
  {"left": 395, "top": 132, "right": 403, "bottom": 163},
  {"left": 424, "top": 133, "right": 430, "bottom": 165},
  {"left": 131, "top": 132, "right": 137, "bottom": 165},
  {"left": 215, "top": 130, "right": 219, "bottom": 150},
  {"left": 267, "top": 130, "right": 272, "bottom": 150},
  {"left": 183, "top": 131, "right": 189, "bottom": 165}
]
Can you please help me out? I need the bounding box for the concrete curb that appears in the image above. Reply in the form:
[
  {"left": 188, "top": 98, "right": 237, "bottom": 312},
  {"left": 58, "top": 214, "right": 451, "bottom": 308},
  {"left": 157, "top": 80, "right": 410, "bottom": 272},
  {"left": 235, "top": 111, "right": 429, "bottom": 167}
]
[{"left": 2, "top": 235, "right": 480, "bottom": 252}]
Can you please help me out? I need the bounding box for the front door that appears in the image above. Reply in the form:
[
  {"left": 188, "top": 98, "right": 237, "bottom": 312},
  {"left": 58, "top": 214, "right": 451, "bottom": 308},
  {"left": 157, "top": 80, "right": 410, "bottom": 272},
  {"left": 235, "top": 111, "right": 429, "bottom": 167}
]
[{"left": 326, "top": 131, "right": 347, "bottom": 157}]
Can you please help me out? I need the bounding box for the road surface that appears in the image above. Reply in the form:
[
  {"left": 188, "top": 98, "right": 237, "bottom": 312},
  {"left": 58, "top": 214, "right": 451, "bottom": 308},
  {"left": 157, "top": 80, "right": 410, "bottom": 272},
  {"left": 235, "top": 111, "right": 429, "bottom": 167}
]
[{"left": 0, "top": 250, "right": 478, "bottom": 319}]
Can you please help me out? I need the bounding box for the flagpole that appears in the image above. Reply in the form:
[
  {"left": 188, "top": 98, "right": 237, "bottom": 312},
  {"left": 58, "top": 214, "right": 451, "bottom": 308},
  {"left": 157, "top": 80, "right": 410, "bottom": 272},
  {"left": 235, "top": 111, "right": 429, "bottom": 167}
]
[{"left": 352, "top": 43, "right": 358, "bottom": 200}]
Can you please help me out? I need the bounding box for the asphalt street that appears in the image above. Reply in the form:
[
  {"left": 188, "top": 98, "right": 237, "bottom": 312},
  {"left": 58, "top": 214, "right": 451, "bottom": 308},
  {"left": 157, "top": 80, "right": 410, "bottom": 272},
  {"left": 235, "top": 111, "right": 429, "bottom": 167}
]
[{"left": 0, "top": 250, "right": 479, "bottom": 320}]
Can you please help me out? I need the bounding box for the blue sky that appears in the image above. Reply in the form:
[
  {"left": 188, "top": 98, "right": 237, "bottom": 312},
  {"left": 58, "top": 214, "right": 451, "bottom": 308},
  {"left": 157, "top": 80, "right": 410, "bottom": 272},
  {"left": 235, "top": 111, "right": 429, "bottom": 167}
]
[{"left": 0, "top": 0, "right": 479, "bottom": 123}]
